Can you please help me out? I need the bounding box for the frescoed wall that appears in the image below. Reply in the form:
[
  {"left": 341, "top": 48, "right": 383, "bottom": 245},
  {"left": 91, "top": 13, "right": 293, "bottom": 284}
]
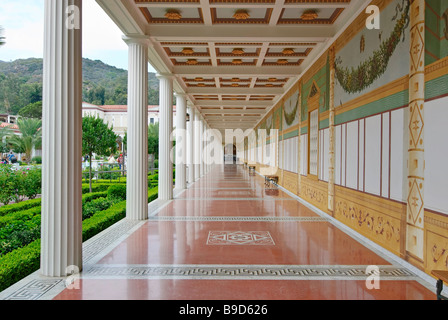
[
  {"left": 246, "top": 0, "right": 448, "bottom": 278},
  {"left": 425, "top": 0, "right": 448, "bottom": 65},
  {"left": 282, "top": 89, "right": 300, "bottom": 130},
  {"left": 334, "top": 0, "right": 410, "bottom": 106}
]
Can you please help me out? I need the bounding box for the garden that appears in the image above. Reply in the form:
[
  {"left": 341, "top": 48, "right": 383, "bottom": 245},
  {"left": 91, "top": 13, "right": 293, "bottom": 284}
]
[
  {"left": 0, "top": 165, "right": 161, "bottom": 292},
  {"left": 0, "top": 115, "right": 167, "bottom": 291}
]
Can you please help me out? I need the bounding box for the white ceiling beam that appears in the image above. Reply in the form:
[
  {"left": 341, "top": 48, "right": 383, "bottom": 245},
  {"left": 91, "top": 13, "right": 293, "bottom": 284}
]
[
  {"left": 256, "top": 43, "right": 270, "bottom": 67},
  {"left": 269, "top": 0, "right": 285, "bottom": 26},
  {"left": 147, "top": 25, "right": 334, "bottom": 42},
  {"left": 201, "top": 109, "right": 263, "bottom": 114},
  {"left": 187, "top": 87, "right": 283, "bottom": 95},
  {"left": 174, "top": 65, "right": 300, "bottom": 77},
  {"left": 195, "top": 100, "right": 271, "bottom": 107},
  {"left": 135, "top": 2, "right": 351, "bottom": 9},
  {"left": 200, "top": 0, "right": 213, "bottom": 26}
]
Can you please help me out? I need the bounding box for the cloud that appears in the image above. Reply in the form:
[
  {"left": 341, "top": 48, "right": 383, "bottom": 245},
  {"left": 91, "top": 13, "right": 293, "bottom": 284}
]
[
  {"left": 0, "top": 0, "right": 156, "bottom": 72},
  {"left": 0, "top": 0, "right": 44, "bottom": 60}
]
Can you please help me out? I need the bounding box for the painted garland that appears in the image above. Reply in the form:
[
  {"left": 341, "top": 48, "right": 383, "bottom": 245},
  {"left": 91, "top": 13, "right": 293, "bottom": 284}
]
[
  {"left": 334, "top": 0, "right": 410, "bottom": 94},
  {"left": 283, "top": 92, "right": 299, "bottom": 126},
  {"left": 265, "top": 115, "right": 272, "bottom": 136}
]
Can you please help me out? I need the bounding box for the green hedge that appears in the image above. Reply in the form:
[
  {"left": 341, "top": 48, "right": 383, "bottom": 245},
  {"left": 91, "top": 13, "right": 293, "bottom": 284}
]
[
  {"left": 0, "top": 186, "right": 159, "bottom": 292},
  {"left": 0, "top": 191, "right": 107, "bottom": 217},
  {"left": 0, "top": 198, "right": 42, "bottom": 217},
  {"left": 82, "top": 200, "right": 127, "bottom": 242},
  {"left": 0, "top": 207, "right": 41, "bottom": 228},
  {"left": 107, "top": 184, "right": 126, "bottom": 200},
  {"left": 0, "top": 239, "right": 41, "bottom": 292}
]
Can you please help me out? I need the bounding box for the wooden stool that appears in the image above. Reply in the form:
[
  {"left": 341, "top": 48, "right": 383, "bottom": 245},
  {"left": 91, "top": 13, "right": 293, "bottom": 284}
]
[
  {"left": 432, "top": 270, "right": 448, "bottom": 300},
  {"left": 248, "top": 166, "right": 256, "bottom": 176},
  {"left": 265, "top": 175, "right": 279, "bottom": 189}
]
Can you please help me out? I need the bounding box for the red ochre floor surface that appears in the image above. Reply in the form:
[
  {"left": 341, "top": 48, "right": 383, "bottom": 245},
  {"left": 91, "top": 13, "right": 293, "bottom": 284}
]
[{"left": 54, "top": 165, "right": 436, "bottom": 300}]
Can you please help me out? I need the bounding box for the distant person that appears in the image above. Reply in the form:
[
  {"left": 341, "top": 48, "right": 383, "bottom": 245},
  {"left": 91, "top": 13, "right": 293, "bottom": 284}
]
[
  {"left": 8, "top": 151, "right": 17, "bottom": 164},
  {"left": 117, "top": 154, "right": 123, "bottom": 170}
]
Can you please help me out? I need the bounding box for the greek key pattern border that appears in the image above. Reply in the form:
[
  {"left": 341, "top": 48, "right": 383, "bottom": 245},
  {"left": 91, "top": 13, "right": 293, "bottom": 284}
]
[
  {"left": 81, "top": 264, "right": 417, "bottom": 281},
  {"left": 148, "top": 216, "right": 329, "bottom": 222}
]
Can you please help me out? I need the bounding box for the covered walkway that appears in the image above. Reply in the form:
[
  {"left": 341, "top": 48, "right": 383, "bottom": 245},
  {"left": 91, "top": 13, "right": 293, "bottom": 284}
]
[{"left": 2, "top": 164, "right": 434, "bottom": 300}]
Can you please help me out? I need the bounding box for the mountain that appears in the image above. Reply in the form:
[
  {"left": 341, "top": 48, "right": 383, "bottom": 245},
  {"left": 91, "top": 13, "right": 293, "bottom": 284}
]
[{"left": 0, "top": 58, "right": 159, "bottom": 115}]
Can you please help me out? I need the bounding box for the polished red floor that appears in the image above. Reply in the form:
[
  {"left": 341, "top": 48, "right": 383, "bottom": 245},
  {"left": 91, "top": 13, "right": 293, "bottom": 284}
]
[{"left": 53, "top": 165, "right": 436, "bottom": 300}]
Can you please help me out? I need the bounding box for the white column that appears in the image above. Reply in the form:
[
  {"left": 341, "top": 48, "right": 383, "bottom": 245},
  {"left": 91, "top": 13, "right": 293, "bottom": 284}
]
[
  {"left": 158, "top": 73, "right": 174, "bottom": 199},
  {"left": 175, "top": 93, "right": 187, "bottom": 190},
  {"left": 124, "top": 35, "right": 149, "bottom": 220},
  {"left": 199, "top": 116, "right": 205, "bottom": 177},
  {"left": 193, "top": 109, "right": 200, "bottom": 181},
  {"left": 187, "top": 105, "right": 194, "bottom": 184},
  {"left": 41, "top": 0, "right": 83, "bottom": 277}
]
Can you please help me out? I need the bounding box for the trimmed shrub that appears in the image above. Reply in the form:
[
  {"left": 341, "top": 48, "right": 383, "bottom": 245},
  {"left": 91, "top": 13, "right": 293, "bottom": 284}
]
[
  {"left": 107, "top": 184, "right": 126, "bottom": 201},
  {"left": 0, "top": 207, "right": 41, "bottom": 228},
  {"left": 82, "top": 196, "right": 121, "bottom": 220},
  {"left": 0, "top": 215, "right": 41, "bottom": 256},
  {"left": 0, "top": 184, "right": 159, "bottom": 292},
  {"left": 148, "top": 186, "right": 158, "bottom": 202},
  {"left": 0, "top": 198, "right": 41, "bottom": 217},
  {"left": 81, "top": 191, "right": 108, "bottom": 205},
  {"left": 82, "top": 200, "right": 127, "bottom": 241},
  {"left": 0, "top": 239, "right": 41, "bottom": 292}
]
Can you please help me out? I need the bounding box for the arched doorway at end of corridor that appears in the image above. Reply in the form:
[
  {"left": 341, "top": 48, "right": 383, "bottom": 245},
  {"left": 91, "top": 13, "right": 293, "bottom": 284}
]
[{"left": 224, "top": 143, "right": 237, "bottom": 164}]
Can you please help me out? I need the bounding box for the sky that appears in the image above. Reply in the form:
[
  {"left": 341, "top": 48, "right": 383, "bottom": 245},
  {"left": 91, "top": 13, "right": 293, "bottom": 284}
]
[{"left": 0, "top": 0, "right": 156, "bottom": 72}]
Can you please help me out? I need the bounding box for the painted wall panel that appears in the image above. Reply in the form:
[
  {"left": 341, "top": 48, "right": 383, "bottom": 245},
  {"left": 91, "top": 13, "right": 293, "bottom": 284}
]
[
  {"left": 278, "top": 140, "right": 283, "bottom": 170},
  {"left": 301, "top": 134, "right": 308, "bottom": 175},
  {"left": 364, "top": 115, "right": 381, "bottom": 196},
  {"left": 425, "top": 97, "right": 448, "bottom": 214},
  {"left": 390, "top": 108, "right": 405, "bottom": 202},
  {"left": 335, "top": 125, "right": 342, "bottom": 185},
  {"left": 346, "top": 121, "right": 359, "bottom": 190},
  {"left": 322, "top": 128, "right": 330, "bottom": 182},
  {"left": 341, "top": 124, "right": 346, "bottom": 187},
  {"left": 358, "top": 119, "right": 365, "bottom": 191},
  {"left": 283, "top": 137, "right": 298, "bottom": 173},
  {"left": 381, "top": 113, "right": 390, "bottom": 198}
]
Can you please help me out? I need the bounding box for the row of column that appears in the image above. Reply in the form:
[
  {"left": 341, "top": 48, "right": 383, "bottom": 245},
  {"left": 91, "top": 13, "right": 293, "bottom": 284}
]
[{"left": 40, "top": 0, "right": 210, "bottom": 277}]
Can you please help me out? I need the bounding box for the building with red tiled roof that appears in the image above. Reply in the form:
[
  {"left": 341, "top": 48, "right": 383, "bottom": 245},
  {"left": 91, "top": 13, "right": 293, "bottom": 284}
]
[{"left": 82, "top": 102, "right": 176, "bottom": 137}]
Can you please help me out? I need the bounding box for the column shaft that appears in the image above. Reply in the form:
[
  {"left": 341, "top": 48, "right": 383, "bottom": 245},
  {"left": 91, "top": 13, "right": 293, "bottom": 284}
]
[
  {"left": 194, "top": 110, "right": 200, "bottom": 181},
  {"left": 125, "top": 36, "right": 149, "bottom": 220},
  {"left": 187, "top": 105, "right": 194, "bottom": 183},
  {"left": 200, "top": 117, "right": 204, "bottom": 177},
  {"left": 41, "top": 0, "right": 83, "bottom": 277},
  {"left": 406, "top": 0, "right": 425, "bottom": 260},
  {"left": 175, "top": 93, "right": 187, "bottom": 190},
  {"left": 158, "top": 74, "right": 174, "bottom": 200}
]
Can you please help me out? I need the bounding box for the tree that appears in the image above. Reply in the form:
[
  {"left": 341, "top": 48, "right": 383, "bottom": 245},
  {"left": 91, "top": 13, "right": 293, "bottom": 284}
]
[
  {"left": 18, "top": 101, "right": 42, "bottom": 119},
  {"left": 148, "top": 122, "right": 159, "bottom": 159},
  {"left": 6, "top": 118, "right": 42, "bottom": 163},
  {"left": 82, "top": 115, "right": 117, "bottom": 192}
]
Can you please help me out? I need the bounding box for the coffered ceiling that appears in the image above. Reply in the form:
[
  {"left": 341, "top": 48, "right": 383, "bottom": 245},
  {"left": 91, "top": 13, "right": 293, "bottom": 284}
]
[{"left": 97, "top": 0, "right": 369, "bottom": 132}]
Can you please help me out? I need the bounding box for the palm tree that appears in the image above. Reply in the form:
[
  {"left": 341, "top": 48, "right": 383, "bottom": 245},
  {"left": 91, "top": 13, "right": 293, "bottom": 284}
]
[
  {"left": 0, "top": 126, "right": 10, "bottom": 153},
  {"left": 7, "top": 118, "right": 42, "bottom": 163}
]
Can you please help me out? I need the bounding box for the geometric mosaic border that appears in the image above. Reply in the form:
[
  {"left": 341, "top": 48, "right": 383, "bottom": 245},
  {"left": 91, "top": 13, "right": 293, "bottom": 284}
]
[
  {"left": 80, "top": 264, "right": 417, "bottom": 281},
  {"left": 148, "top": 216, "right": 329, "bottom": 222}
]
